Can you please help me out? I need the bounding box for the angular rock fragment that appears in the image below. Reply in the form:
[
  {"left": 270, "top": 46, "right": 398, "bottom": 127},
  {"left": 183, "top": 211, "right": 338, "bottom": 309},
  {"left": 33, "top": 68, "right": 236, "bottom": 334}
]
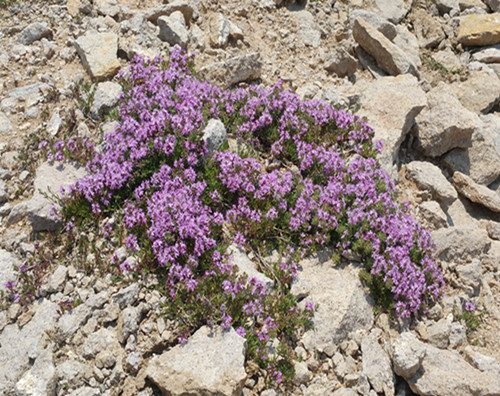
[
  {"left": 227, "top": 244, "right": 274, "bottom": 291},
  {"left": 295, "top": 10, "right": 321, "bottom": 47},
  {"left": 353, "top": 17, "right": 418, "bottom": 76},
  {"left": 432, "top": 226, "right": 489, "bottom": 262},
  {"left": 209, "top": 13, "right": 244, "bottom": 48},
  {"left": 453, "top": 171, "right": 500, "bottom": 212},
  {"left": 405, "top": 161, "right": 457, "bottom": 205},
  {"left": 324, "top": 46, "right": 358, "bottom": 77},
  {"left": 416, "top": 82, "right": 479, "bottom": 157},
  {"left": 450, "top": 71, "right": 500, "bottom": 114},
  {"left": 202, "top": 118, "right": 227, "bottom": 160},
  {"left": 146, "top": 326, "right": 247, "bottom": 396},
  {"left": 361, "top": 329, "right": 394, "bottom": 396},
  {"left": 94, "top": 0, "right": 120, "bottom": 18},
  {"left": 74, "top": 32, "right": 120, "bottom": 81},
  {"left": 418, "top": 201, "right": 448, "bottom": 229},
  {"left": 90, "top": 81, "right": 122, "bottom": 119},
  {"left": 349, "top": 10, "right": 397, "bottom": 40},
  {"left": 0, "top": 112, "right": 12, "bottom": 134},
  {"left": 17, "top": 22, "right": 52, "bottom": 45},
  {"left": 158, "top": 11, "right": 190, "bottom": 48},
  {"left": 200, "top": 53, "right": 262, "bottom": 89},
  {"left": 472, "top": 44, "right": 500, "bottom": 63},
  {"left": 14, "top": 346, "right": 57, "bottom": 396},
  {"left": 374, "top": 0, "right": 411, "bottom": 23},
  {"left": 458, "top": 13, "right": 500, "bottom": 46}
]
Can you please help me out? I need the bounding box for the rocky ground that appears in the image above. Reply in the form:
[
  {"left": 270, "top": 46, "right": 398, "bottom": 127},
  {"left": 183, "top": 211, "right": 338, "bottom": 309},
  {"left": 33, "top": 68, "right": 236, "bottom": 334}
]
[{"left": 1, "top": 0, "right": 500, "bottom": 395}]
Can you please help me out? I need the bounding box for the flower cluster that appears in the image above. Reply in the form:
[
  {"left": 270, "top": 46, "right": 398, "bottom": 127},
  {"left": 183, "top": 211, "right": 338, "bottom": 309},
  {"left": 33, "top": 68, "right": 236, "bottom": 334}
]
[{"left": 53, "top": 47, "right": 444, "bottom": 384}]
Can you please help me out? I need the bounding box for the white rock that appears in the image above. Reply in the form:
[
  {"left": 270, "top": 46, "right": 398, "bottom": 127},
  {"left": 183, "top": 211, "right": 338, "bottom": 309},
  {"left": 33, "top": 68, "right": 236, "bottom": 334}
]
[
  {"left": 374, "top": 0, "right": 412, "bottom": 23},
  {"left": 146, "top": 326, "right": 247, "bottom": 396},
  {"left": 0, "top": 249, "right": 18, "bottom": 293},
  {"left": 91, "top": 81, "right": 122, "bottom": 119},
  {"left": 17, "top": 22, "right": 52, "bottom": 45},
  {"left": 361, "top": 329, "right": 394, "bottom": 396},
  {"left": 295, "top": 10, "right": 321, "bottom": 47},
  {"left": 227, "top": 244, "right": 274, "bottom": 291},
  {"left": 202, "top": 118, "right": 227, "bottom": 160},
  {"left": 158, "top": 11, "right": 190, "bottom": 48},
  {"left": 405, "top": 161, "right": 457, "bottom": 206},
  {"left": 94, "top": 0, "right": 120, "bottom": 18},
  {"left": 434, "top": 0, "right": 460, "bottom": 14},
  {"left": 74, "top": 32, "right": 120, "bottom": 81},
  {"left": 349, "top": 10, "right": 397, "bottom": 40},
  {"left": 47, "top": 109, "right": 62, "bottom": 136},
  {"left": 0, "top": 112, "right": 12, "bottom": 134},
  {"left": 453, "top": 171, "right": 500, "bottom": 212},
  {"left": 14, "top": 346, "right": 57, "bottom": 396},
  {"left": 418, "top": 201, "right": 448, "bottom": 229}
]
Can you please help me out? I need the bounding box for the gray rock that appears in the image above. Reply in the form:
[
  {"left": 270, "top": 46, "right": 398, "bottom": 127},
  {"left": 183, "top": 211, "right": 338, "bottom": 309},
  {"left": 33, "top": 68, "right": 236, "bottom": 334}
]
[
  {"left": 324, "top": 46, "right": 358, "bottom": 77},
  {"left": 443, "top": 122, "right": 500, "bottom": 186},
  {"left": 393, "top": 332, "right": 500, "bottom": 395},
  {"left": 190, "top": 24, "right": 206, "bottom": 49},
  {"left": 94, "top": 0, "right": 120, "bottom": 18},
  {"left": 158, "top": 11, "right": 190, "bottom": 48},
  {"left": 432, "top": 226, "right": 489, "bottom": 262},
  {"left": 56, "top": 359, "right": 90, "bottom": 388},
  {"left": 486, "top": 220, "right": 500, "bottom": 240},
  {"left": 291, "top": 253, "right": 374, "bottom": 352},
  {"left": 356, "top": 74, "right": 426, "bottom": 177},
  {"left": 374, "top": 0, "right": 411, "bottom": 23},
  {"left": 0, "top": 299, "right": 59, "bottom": 394},
  {"left": 349, "top": 10, "right": 397, "bottom": 40},
  {"left": 6, "top": 202, "right": 29, "bottom": 226},
  {"left": 227, "top": 244, "right": 274, "bottom": 291},
  {"left": 353, "top": 17, "right": 418, "bottom": 77},
  {"left": 0, "top": 249, "right": 18, "bottom": 293},
  {"left": 28, "top": 161, "right": 87, "bottom": 232},
  {"left": 0, "top": 112, "right": 12, "bottom": 134},
  {"left": 57, "top": 291, "right": 108, "bottom": 342},
  {"left": 42, "top": 264, "right": 68, "bottom": 294},
  {"left": 294, "top": 361, "right": 311, "bottom": 385},
  {"left": 465, "top": 347, "right": 500, "bottom": 374},
  {"left": 117, "top": 306, "right": 140, "bottom": 344},
  {"left": 200, "top": 53, "right": 262, "bottom": 89},
  {"left": 145, "top": 1, "right": 195, "bottom": 24},
  {"left": 456, "top": 258, "right": 482, "bottom": 290},
  {"left": 472, "top": 44, "right": 500, "bottom": 63},
  {"left": 202, "top": 118, "right": 227, "bottom": 160},
  {"left": 295, "top": 10, "right": 321, "bottom": 47},
  {"left": 0, "top": 180, "right": 8, "bottom": 203},
  {"left": 47, "top": 109, "right": 62, "bottom": 137},
  {"left": 453, "top": 171, "right": 500, "bottom": 212},
  {"left": 392, "top": 25, "right": 422, "bottom": 68},
  {"left": 146, "top": 326, "right": 247, "bottom": 396},
  {"left": 418, "top": 201, "right": 448, "bottom": 229},
  {"left": 449, "top": 322, "right": 467, "bottom": 348},
  {"left": 392, "top": 332, "right": 426, "bottom": 378},
  {"left": 405, "top": 161, "right": 457, "bottom": 206},
  {"left": 74, "top": 32, "right": 120, "bottom": 81},
  {"left": 8, "top": 82, "right": 49, "bottom": 106},
  {"left": 208, "top": 13, "right": 244, "bottom": 48},
  {"left": 91, "top": 81, "right": 122, "bottom": 119},
  {"left": 112, "top": 283, "right": 139, "bottom": 309},
  {"left": 361, "top": 329, "right": 394, "bottom": 396},
  {"left": 17, "top": 22, "right": 52, "bottom": 45},
  {"left": 451, "top": 71, "right": 500, "bottom": 113},
  {"left": 416, "top": 82, "right": 479, "bottom": 157},
  {"left": 14, "top": 346, "right": 56, "bottom": 396},
  {"left": 68, "top": 387, "right": 100, "bottom": 396},
  {"left": 432, "top": 48, "right": 462, "bottom": 70},
  {"left": 485, "top": 0, "right": 500, "bottom": 11},
  {"left": 82, "top": 328, "right": 118, "bottom": 359},
  {"left": 427, "top": 318, "right": 451, "bottom": 349},
  {"left": 434, "top": 0, "right": 460, "bottom": 14}
]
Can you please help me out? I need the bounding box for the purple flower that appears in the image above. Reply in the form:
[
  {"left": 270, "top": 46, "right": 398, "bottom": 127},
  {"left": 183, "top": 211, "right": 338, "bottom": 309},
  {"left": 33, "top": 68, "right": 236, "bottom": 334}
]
[{"left": 465, "top": 301, "right": 475, "bottom": 312}]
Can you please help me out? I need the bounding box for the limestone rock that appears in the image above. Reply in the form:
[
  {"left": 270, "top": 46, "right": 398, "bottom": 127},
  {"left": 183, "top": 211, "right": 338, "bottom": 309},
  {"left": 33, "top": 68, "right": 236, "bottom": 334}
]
[
  {"left": 90, "top": 81, "right": 122, "bottom": 119},
  {"left": 145, "top": 1, "right": 195, "bottom": 25},
  {"left": 17, "top": 22, "right": 52, "bottom": 45},
  {"left": 202, "top": 118, "right": 227, "bottom": 160},
  {"left": 158, "top": 11, "right": 190, "bottom": 48},
  {"left": 450, "top": 71, "right": 500, "bottom": 113},
  {"left": 486, "top": 220, "right": 500, "bottom": 240},
  {"left": 374, "top": 0, "right": 412, "bottom": 23},
  {"left": 66, "top": 0, "right": 92, "bottom": 17},
  {"left": 393, "top": 332, "right": 500, "bottom": 395},
  {"left": 14, "top": 346, "right": 57, "bottom": 396},
  {"left": 42, "top": 264, "right": 68, "bottom": 294},
  {"left": 453, "top": 171, "right": 500, "bottom": 212},
  {"left": 418, "top": 201, "right": 448, "bottom": 229},
  {"left": 443, "top": 121, "right": 500, "bottom": 186},
  {"left": 146, "top": 326, "right": 247, "bottom": 396},
  {"left": 94, "top": 0, "right": 119, "bottom": 18},
  {"left": 458, "top": 13, "right": 500, "bottom": 46},
  {"left": 432, "top": 226, "right": 489, "bottom": 262},
  {"left": 472, "top": 44, "right": 500, "bottom": 63},
  {"left": 485, "top": 0, "right": 500, "bottom": 11},
  {"left": 324, "top": 46, "right": 357, "bottom": 77},
  {"left": 228, "top": 244, "right": 274, "bottom": 290},
  {"left": 416, "top": 82, "right": 479, "bottom": 157},
  {"left": 393, "top": 25, "right": 422, "bottom": 68},
  {"left": 200, "top": 53, "right": 262, "bottom": 89},
  {"left": 28, "top": 161, "right": 87, "bottom": 232},
  {"left": 291, "top": 253, "right": 374, "bottom": 352},
  {"left": 112, "top": 283, "right": 140, "bottom": 309},
  {"left": 392, "top": 332, "right": 426, "bottom": 378},
  {"left": 427, "top": 318, "right": 451, "bottom": 348},
  {"left": 432, "top": 48, "right": 462, "bottom": 70},
  {"left": 405, "top": 161, "right": 457, "bottom": 205},
  {"left": 295, "top": 10, "right": 321, "bottom": 47},
  {"left": 349, "top": 10, "right": 397, "bottom": 40},
  {"left": 361, "top": 329, "right": 394, "bottom": 396},
  {"left": 74, "top": 32, "right": 120, "bottom": 81},
  {"left": 456, "top": 258, "right": 482, "bottom": 289},
  {"left": 0, "top": 299, "right": 59, "bottom": 394},
  {"left": 434, "top": 0, "right": 460, "bottom": 14},
  {"left": 0, "top": 112, "right": 13, "bottom": 134},
  {"left": 208, "top": 13, "right": 244, "bottom": 48},
  {"left": 353, "top": 17, "right": 418, "bottom": 76},
  {"left": 0, "top": 249, "right": 18, "bottom": 293},
  {"left": 356, "top": 74, "right": 426, "bottom": 177}
]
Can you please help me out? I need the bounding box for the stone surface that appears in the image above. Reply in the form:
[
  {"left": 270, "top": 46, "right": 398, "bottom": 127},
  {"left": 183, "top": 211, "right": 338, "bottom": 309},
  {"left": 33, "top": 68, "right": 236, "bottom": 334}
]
[
  {"left": 227, "top": 244, "right": 274, "bottom": 291},
  {"left": 356, "top": 74, "right": 426, "bottom": 176},
  {"left": 432, "top": 226, "right": 489, "bottom": 262},
  {"left": 413, "top": 9, "right": 446, "bottom": 48},
  {"left": 0, "top": 112, "right": 13, "bottom": 134},
  {"left": 94, "top": 0, "right": 119, "bottom": 18},
  {"left": 427, "top": 318, "right": 451, "bottom": 348},
  {"left": 349, "top": 10, "right": 397, "bottom": 40},
  {"left": 208, "top": 13, "right": 243, "bottom": 48},
  {"left": 0, "top": 249, "right": 18, "bottom": 292},
  {"left": 393, "top": 25, "right": 422, "bottom": 68},
  {"left": 418, "top": 201, "right": 448, "bottom": 229},
  {"left": 416, "top": 82, "right": 479, "bottom": 157},
  {"left": 374, "top": 0, "right": 411, "bottom": 23},
  {"left": 361, "top": 329, "right": 394, "bottom": 396},
  {"left": 200, "top": 53, "right": 262, "bottom": 89},
  {"left": 458, "top": 13, "right": 500, "bottom": 46},
  {"left": 353, "top": 17, "right": 418, "bottom": 76},
  {"left": 146, "top": 326, "right": 247, "bottom": 396},
  {"left": 451, "top": 71, "right": 500, "bottom": 114},
  {"left": 453, "top": 171, "right": 500, "bottom": 212},
  {"left": 74, "top": 32, "right": 120, "bottom": 81},
  {"left": 295, "top": 10, "right": 321, "bottom": 47},
  {"left": 91, "top": 81, "right": 122, "bottom": 119},
  {"left": 202, "top": 118, "right": 227, "bottom": 160},
  {"left": 0, "top": 299, "right": 59, "bottom": 394},
  {"left": 28, "top": 161, "right": 86, "bottom": 232},
  {"left": 17, "top": 22, "right": 52, "bottom": 45},
  {"left": 472, "top": 44, "right": 500, "bottom": 63},
  {"left": 324, "top": 46, "right": 358, "bottom": 77},
  {"left": 112, "top": 283, "right": 140, "bottom": 309},
  {"left": 443, "top": 120, "right": 500, "bottom": 186},
  {"left": 14, "top": 346, "right": 57, "bottom": 396},
  {"left": 291, "top": 253, "right": 374, "bottom": 352},
  {"left": 435, "top": 0, "right": 460, "bottom": 14},
  {"left": 158, "top": 11, "right": 190, "bottom": 48},
  {"left": 405, "top": 161, "right": 457, "bottom": 205},
  {"left": 393, "top": 332, "right": 500, "bottom": 395},
  {"left": 42, "top": 264, "right": 68, "bottom": 294},
  {"left": 486, "top": 0, "right": 500, "bottom": 11}
]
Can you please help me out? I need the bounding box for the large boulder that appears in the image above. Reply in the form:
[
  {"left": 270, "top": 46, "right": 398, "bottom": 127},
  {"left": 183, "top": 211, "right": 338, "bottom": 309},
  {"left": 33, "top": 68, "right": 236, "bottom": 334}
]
[{"left": 146, "top": 326, "right": 247, "bottom": 396}]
